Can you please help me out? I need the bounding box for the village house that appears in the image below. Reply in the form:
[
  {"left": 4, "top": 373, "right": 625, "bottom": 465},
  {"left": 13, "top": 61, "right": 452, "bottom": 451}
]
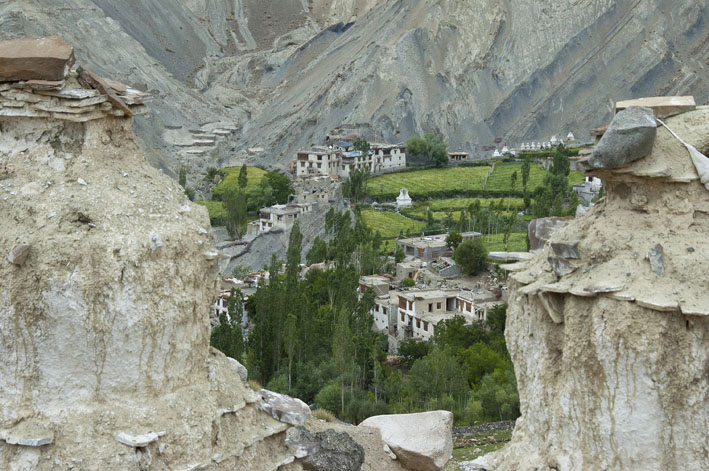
[
  {"left": 396, "top": 289, "right": 479, "bottom": 341},
  {"left": 396, "top": 232, "right": 481, "bottom": 262},
  {"left": 573, "top": 176, "right": 603, "bottom": 204},
  {"left": 370, "top": 143, "right": 406, "bottom": 173},
  {"left": 372, "top": 291, "right": 400, "bottom": 333},
  {"left": 396, "top": 259, "right": 422, "bottom": 282},
  {"left": 296, "top": 148, "right": 341, "bottom": 178},
  {"left": 359, "top": 274, "right": 392, "bottom": 296},
  {"left": 255, "top": 203, "right": 312, "bottom": 233}
]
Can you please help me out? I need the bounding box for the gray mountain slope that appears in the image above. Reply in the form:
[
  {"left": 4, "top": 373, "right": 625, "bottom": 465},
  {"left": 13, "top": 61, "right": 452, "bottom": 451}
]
[{"left": 1, "top": 0, "right": 707, "bottom": 174}]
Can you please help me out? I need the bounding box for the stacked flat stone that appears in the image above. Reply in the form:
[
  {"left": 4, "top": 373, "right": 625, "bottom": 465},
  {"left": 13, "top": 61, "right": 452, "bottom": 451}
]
[{"left": 0, "top": 36, "right": 151, "bottom": 122}]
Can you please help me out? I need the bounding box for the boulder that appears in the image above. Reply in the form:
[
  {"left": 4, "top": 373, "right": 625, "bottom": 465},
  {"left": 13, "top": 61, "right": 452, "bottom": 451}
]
[
  {"left": 589, "top": 106, "right": 657, "bottom": 169},
  {"left": 0, "top": 37, "right": 75, "bottom": 82},
  {"left": 359, "top": 411, "right": 453, "bottom": 471},
  {"left": 528, "top": 217, "right": 572, "bottom": 251},
  {"left": 286, "top": 427, "right": 365, "bottom": 471},
  {"left": 227, "top": 357, "right": 248, "bottom": 382},
  {"left": 259, "top": 389, "right": 312, "bottom": 426},
  {"left": 550, "top": 241, "right": 580, "bottom": 259}
]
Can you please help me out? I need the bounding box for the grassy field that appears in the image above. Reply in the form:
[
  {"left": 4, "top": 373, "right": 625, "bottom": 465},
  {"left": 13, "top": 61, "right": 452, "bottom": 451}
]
[
  {"left": 367, "top": 166, "right": 491, "bottom": 199},
  {"left": 212, "top": 166, "right": 268, "bottom": 200},
  {"left": 422, "top": 197, "right": 526, "bottom": 211},
  {"left": 481, "top": 232, "right": 528, "bottom": 252},
  {"left": 485, "top": 162, "right": 585, "bottom": 192},
  {"left": 360, "top": 208, "right": 425, "bottom": 239}
]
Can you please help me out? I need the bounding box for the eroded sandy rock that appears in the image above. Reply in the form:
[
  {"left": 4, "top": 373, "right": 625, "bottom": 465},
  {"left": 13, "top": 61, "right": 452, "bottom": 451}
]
[
  {"left": 359, "top": 411, "right": 453, "bottom": 471},
  {"left": 485, "top": 106, "right": 709, "bottom": 471},
  {"left": 0, "top": 81, "right": 298, "bottom": 470},
  {"left": 589, "top": 106, "right": 657, "bottom": 169}
]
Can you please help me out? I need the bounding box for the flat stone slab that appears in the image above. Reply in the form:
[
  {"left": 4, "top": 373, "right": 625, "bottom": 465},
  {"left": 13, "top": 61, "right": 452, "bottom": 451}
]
[
  {"left": 0, "top": 420, "right": 54, "bottom": 447},
  {"left": 360, "top": 411, "right": 453, "bottom": 471},
  {"left": 616, "top": 96, "right": 696, "bottom": 119},
  {"left": 259, "top": 389, "right": 311, "bottom": 426},
  {"left": 114, "top": 431, "right": 162, "bottom": 447},
  {"left": 0, "top": 36, "right": 75, "bottom": 82}
]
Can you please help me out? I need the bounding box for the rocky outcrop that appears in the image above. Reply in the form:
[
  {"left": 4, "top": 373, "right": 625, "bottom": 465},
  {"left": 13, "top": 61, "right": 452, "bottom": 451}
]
[
  {"left": 0, "top": 67, "right": 300, "bottom": 471},
  {"left": 360, "top": 411, "right": 453, "bottom": 471},
  {"left": 484, "top": 106, "right": 709, "bottom": 470}
]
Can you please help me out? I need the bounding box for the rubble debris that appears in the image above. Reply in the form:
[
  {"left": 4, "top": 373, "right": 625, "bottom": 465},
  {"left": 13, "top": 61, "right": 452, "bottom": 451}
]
[
  {"left": 0, "top": 36, "right": 74, "bottom": 82},
  {"left": 7, "top": 245, "right": 30, "bottom": 266},
  {"left": 589, "top": 106, "right": 657, "bottom": 169},
  {"left": 648, "top": 243, "right": 665, "bottom": 276}
]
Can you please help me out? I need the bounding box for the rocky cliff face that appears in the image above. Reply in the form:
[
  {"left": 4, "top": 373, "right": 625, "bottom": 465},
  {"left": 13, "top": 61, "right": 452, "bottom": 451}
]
[
  {"left": 0, "top": 83, "right": 305, "bottom": 470},
  {"left": 480, "top": 107, "right": 709, "bottom": 470},
  {"left": 2, "top": 0, "right": 707, "bottom": 177}
]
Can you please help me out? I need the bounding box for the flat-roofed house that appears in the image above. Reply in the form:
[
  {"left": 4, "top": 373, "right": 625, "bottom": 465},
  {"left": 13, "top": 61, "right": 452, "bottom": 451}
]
[
  {"left": 396, "top": 232, "right": 481, "bottom": 262},
  {"left": 258, "top": 203, "right": 312, "bottom": 232},
  {"left": 296, "top": 148, "right": 341, "bottom": 178},
  {"left": 396, "top": 289, "right": 478, "bottom": 341}
]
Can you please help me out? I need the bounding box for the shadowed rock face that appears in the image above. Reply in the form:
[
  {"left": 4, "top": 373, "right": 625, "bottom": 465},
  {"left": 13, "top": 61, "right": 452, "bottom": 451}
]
[
  {"left": 1, "top": 0, "right": 707, "bottom": 176},
  {"left": 484, "top": 107, "right": 709, "bottom": 470}
]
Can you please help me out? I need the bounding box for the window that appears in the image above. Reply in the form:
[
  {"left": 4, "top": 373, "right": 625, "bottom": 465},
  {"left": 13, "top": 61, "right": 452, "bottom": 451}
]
[
  {"left": 428, "top": 303, "right": 432, "bottom": 313},
  {"left": 423, "top": 321, "right": 429, "bottom": 331},
  {"left": 399, "top": 297, "right": 407, "bottom": 309},
  {"left": 401, "top": 312, "right": 405, "bottom": 322},
  {"left": 416, "top": 319, "right": 421, "bottom": 328},
  {"left": 317, "top": 163, "right": 321, "bottom": 168},
  {"left": 408, "top": 301, "right": 413, "bottom": 310},
  {"left": 437, "top": 302, "right": 441, "bottom": 310},
  {"left": 374, "top": 304, "right": 379, "bottom": 312},
  {"left": 300, "top": 162, "right": 305, "bottom": 167}
]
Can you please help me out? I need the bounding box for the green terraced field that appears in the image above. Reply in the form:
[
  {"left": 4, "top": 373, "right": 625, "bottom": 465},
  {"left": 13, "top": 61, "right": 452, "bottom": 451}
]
[
  {"left": 196, "top": 200, "right": 226, "bottom": 222},
  {"left": 411, "top": 197, "right": 526, "bottom": 212},
  {"left": 360, "top": 208, "right": 425, "bottom": 239},
  {"left": 212, "top": 166, "right": 269, "bottom": 200},
  {"left": 485, "top": 162, "right": 585, "bottom": 192},
  {"left": 367, "top": 166, "right": 492, "bottom": 199},
  {"left": 481, "top": 232, "right": 528, "bottom": 252}
]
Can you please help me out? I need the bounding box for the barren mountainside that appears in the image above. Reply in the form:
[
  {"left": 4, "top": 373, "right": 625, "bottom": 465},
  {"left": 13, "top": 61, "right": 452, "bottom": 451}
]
[{"left": 1, "top": 0, "right": 707, "bottom": 175}]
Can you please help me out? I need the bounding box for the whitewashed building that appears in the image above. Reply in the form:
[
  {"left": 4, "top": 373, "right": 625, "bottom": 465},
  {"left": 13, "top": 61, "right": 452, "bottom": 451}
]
[
  {"left": 257, "top": 203, "right": 312, "bottom": 232},
  {"left": 396, "top": 289, "right": 479, "bottom": 341}
]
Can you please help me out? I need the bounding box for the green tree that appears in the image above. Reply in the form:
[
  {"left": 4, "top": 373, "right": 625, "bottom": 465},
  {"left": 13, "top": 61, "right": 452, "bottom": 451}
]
[
  {"left": 343, "top": 167, "right": 370, "bottom": 203},
  {"left": 521, "top": 157, "right": 531, "bottom": 193},
  {"left": 224, "top": 188, "right": 248, "bottom": 240},
  {"left": 353, "top": 137, "right": 370, "bottom": 156},
  {"left": 333, "top": 308, "right": 354, "bottom": 417},
  {"left": 503, "top": 212, "right": 517, "bottom": 251},
  {"left": 510, "top": 171, "right": 518, "bottom": 194},
  {"left": 567, "top": 191, "right": 579, "bottom": 216},
  {"left": 178, "top": 167, "right": 187, "bottom": 188},
  {"left": 284, "top": 313, "right": 297, "bottom": 390},
  {"left": 238, "top": 164, "right": 248, "bottom": 189},
  {"left": 446, "top": 229, "right": 462, "bottom": 250},
  {"left": 307, "top": 236, "right": 328, "bottom": 265},
  {"left": 454, "top": 238, "right": 487, "bottom": 276},
  {"left": 265, "top": 171, "right": 294, "bottom": 204},
  {"left": 406, "top": 132, "right": 448, "bottom": 167}
]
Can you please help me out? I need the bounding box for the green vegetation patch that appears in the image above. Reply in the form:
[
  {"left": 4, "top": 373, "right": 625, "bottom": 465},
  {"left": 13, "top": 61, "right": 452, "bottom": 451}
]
[
  {"left": 196, "top": 200, "right": 226, "bottom": 225},
  {"left": 422, "top": 197, "right": 526, "bottom": 212},
  {"left": 367, "top": 166, "right": 491, "bottom": 199},
  {"left": 446, "top": 428, "right": 513, "bottom": 470},
  {"left": 481, "top": 232, "right": 528, "bottom": 252},
  {"left": 360, "top": 208, "right": 425, "bottom": 239},
  {"left": 485, "top": 162, "right": 584, "bottom": 193},
  {"left": 212, "top": 166, "right": 268, "bottom": 200}
]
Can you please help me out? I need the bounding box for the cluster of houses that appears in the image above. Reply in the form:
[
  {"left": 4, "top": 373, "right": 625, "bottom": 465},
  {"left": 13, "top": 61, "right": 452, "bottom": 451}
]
[
  {"left": 492, "top": 132, "right": 579, "bottom": 158},
  {"left": 294, "top": 141, "right": 407, "bottom": 179}
]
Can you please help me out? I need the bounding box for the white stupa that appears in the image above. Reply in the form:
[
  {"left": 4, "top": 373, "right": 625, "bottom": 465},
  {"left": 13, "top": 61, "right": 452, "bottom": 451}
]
[
  {"left": 396, "top": 188, "right": 412, "bottom": 208},
  {"left": 567, "top": 132, "right": 575, "bottom": 141},
  {"left": 493, "top": 149, "right": 501, "bottom": 158}
]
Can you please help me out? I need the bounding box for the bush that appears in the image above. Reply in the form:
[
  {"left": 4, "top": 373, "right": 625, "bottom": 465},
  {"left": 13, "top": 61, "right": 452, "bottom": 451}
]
[
  {"left": 314, "top": 382, "right": 342, "bottom": 415},
  {"left": 402, "top": 277, "right": 415, "bottom": 288},
  {"left": 312, "top": 409, "right": 336, "bottom": 422},
  {"left": 454, "top": 238, "right": 488, "bottom": 275}
]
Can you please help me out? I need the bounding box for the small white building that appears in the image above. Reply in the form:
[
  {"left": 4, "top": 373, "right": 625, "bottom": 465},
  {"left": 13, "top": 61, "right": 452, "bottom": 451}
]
[
  {"left": 371, "top": 143, "right": 406, "bottom": 174},
  {"left": 296, "top": 148, "right": 341, "bottom": 178},
  {"left": 257, "top": 203, "right": 312, "bottom": 232},
  {"left": 396, "top": 188, "right": 412, "bottom": 208},
  {"left": 572, "top": 176, "right": 603, "bottom": 204}
]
